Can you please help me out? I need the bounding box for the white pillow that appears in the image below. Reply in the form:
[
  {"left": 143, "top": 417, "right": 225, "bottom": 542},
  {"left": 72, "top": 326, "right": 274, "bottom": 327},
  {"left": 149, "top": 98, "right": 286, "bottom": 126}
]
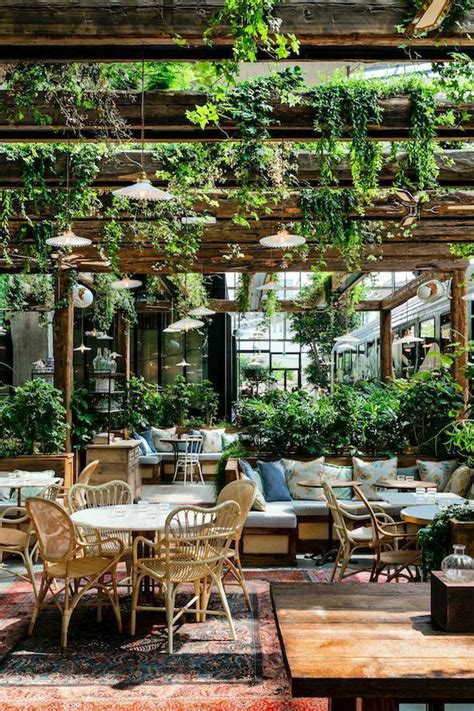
[
  {"left": 151, "top": 427, "right": 177, "bottom": 452},
  {"left": 353, "top": 457, "right": 398, "bottom": 500},
  {"left": 199, "top": 429, "right": 225, "bottom": 453},
  {"left": 281, "top": 458, "right": 325, "bottom": 500}
]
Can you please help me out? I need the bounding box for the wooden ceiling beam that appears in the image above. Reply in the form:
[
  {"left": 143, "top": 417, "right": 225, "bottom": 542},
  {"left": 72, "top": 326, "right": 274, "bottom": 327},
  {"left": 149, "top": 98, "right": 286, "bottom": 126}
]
[
  {"left": 0, "top": 1, "right": 472, "bottom": 62},
  {"left": 137, "top": 297, "right": 383, "bottom": 313},
  {"left": 1, "top": 93, "right": 474, "bottom": 142}
]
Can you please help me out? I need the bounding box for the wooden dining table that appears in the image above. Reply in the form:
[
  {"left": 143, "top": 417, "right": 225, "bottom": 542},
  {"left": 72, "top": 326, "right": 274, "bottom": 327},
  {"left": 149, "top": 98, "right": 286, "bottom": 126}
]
[{"left": 271, "top": 581, "right": 474, "bottom": 711}]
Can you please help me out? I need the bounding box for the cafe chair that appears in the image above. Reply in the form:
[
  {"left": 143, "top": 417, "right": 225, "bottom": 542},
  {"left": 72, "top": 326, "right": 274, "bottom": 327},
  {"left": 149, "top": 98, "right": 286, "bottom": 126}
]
[
  {"left": 323, "top": 481, "right": 398, "bottom": 582},
  {"left": 0, "top": 482, "right": 64, "bottom": 596},
  {"left": 215, "top": 479, "right": 257, "bottom": 612},
  {"left": 67, "top": 480, "right": 133, "bottom": 586},
  {"left": 77, "top": 460, "right": 99, "bottom": 485},
  {"left": 131, "top": 501, "right": 241, "bottom": 654},
  {"left": 172, "top": 435, "right": 204, "bottom": 485},
  {"left": 26, "top": 497, "right": 124, "bottom": 648}
]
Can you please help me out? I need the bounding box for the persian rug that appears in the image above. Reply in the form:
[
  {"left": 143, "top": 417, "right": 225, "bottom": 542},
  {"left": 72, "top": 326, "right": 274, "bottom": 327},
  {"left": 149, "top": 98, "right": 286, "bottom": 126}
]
[{"left": 0, "top": 568, "right": 329, "bottom": 711}]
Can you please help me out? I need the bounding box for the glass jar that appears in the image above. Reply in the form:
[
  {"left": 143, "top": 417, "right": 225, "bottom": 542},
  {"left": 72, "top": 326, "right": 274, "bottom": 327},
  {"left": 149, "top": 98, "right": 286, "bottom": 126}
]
[{"left": 441, "top": 544, "right": 473, "bottom": 582}]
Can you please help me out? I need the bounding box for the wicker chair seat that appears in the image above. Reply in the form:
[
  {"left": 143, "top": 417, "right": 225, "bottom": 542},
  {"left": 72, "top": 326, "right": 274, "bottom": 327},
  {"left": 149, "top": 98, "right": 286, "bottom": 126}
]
[
  {"left": 378, "top": 549, "right": 421, "bottom": 566},
  {"left": 0, "top": 528, "right": 29, "bottom": 547},
  {"left": 47, "top": 556, "right": 116, "bottom": 579},
  {"left": 138, "top": 556, "right": 212, "bottom": 583}
]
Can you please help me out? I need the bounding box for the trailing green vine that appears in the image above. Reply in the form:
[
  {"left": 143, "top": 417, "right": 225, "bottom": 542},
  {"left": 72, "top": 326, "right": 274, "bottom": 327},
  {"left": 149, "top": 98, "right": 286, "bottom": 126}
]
[
  {"left": 235, "top": 273, "right": 251, "bottom": 313},
  {"left": 418, "top": 504, "right": 474, "bottom": 580}
]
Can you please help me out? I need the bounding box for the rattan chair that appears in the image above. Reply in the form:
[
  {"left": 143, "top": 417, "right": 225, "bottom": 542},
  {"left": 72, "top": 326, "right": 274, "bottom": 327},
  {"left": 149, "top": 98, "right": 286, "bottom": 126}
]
[
  {"left": 26, "top": 497, "right": 123, "bottom": 648},
  {"left": 0, "top": 482, "right": 64, "bottom": 596},
  {"left": 77, "top": 460, "right": 99, "bottom": 485},
  {"left": 131, "top": 501, "right": 241, "bottom": 654},
  {"left": 215, "top": 479, "right": 257, "bottom": 611},
  {"left": 67, "top": 480, "right": 133, "bottom": 584},
  {"left": 172, "top": 436, "right": 204, "bottom": 485}
]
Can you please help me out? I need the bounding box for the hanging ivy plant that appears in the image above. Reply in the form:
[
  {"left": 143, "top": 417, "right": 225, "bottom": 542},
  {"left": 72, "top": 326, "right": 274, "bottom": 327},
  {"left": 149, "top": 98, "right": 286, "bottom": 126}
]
[
  {"left": 92, "top": 273, "right": 137, "bottom": 332},
  {"left": 235, "top": 273, "right": 251, "bottom": 313},
  {"left": 203, "top": 0, "right": 300, "bottom": 62}
]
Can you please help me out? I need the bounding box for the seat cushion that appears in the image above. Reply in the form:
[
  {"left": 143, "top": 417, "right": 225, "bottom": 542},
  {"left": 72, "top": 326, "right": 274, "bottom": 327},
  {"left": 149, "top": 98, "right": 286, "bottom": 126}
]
[
  {"left": 138, "top": 455, "right": 161, "bottom": 465},
  {"left": 0, "top": 527, "right": 28, "bottom": 547},
  {"left": 290, "top": 500, "right": 329, "bottom": 517},
  {"left": 282, "top": 458, "right": 325, "bottom": 500},
  {"left": 258, "top": 460, "right": 292, "bottom": 502},
  {"left": 353, "top": 457, "right": 398, "bottom": 499},
  {"left": 47, "top": 556, "right": 115, "bottom": 578},
  {"left": 244, "top": 502, "right": 297, "bottom": 529},
  {"left": 418, "top": 459, "right": 458, "bottom": 492}
]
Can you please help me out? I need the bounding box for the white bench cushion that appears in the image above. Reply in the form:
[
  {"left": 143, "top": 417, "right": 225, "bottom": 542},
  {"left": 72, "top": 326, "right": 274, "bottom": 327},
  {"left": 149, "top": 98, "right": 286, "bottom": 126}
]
[
  {"left": 158, "top": 452, "right": 222, "bottom": 462},
  {"left": 290, "top": 500, "right": 328, "bottom": 517},
  {"left": 245, "top": 501, "right": 297, "bottom": 529},
  {"left": 139, "top": 455, "right": 161, "bottom": 465}
]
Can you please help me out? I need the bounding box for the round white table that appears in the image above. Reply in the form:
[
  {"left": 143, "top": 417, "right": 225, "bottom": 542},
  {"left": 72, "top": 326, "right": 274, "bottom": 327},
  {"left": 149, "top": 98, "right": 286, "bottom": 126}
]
[
  {"left": 401, "top": 505, "right": 444, "bottom": 525},
  {"left": 0, "top": 476, "right": 62, "bottom": 506},
  {"left": 70, "top": 503, "right": 177, "bottom": 532}
]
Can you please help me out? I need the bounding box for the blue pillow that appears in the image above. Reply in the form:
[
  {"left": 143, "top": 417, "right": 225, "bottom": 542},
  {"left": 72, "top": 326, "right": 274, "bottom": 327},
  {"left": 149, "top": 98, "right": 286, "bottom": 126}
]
[
  {"left": 140, "top": 429, "right": 157, "bottom": 454},
  {"left": 132, "top": 432, "right": 151, "bottom": 455},
  {"left": 257, "top": 459, "right": 292, "bottom": 502}
]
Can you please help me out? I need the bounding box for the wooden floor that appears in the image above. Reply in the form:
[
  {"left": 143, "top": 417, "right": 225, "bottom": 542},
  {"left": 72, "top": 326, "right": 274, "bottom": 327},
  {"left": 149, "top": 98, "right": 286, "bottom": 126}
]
[{"left": 271, "top": 582, "right": 474, "bottom": 711}]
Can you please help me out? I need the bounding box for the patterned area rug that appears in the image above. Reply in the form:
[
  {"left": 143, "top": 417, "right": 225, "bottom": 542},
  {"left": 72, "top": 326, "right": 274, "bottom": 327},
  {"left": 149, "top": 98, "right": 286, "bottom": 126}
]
[{"left": 0, "top": 568, "right": 329, "bottom": 711}]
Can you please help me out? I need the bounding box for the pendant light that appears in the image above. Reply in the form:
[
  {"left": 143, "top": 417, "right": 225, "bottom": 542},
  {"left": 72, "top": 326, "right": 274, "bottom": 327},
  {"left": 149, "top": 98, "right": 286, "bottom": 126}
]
[
  {"left": 74, "top": 342, "right": 92, "bottom": 353},
  {"left": 46, "top": 150, "right": 91, "bottom": 248},
  {"left": 168, "top": 317, "right": 204, "bottom": 332},
  {"left": 112, "top": 61, "right": 173, "bottom": 202},
  {"left": 110, "top": 276, "right": 142, "bottom": 290},
  {"left": 177, "top": 358, "right": 190, "bottom": 367},
  {"left": 396, "top": 334, "right": 424, "bottom": 345},
  {"left": 188, "top": 306, "right": 216, "bottom": 317},
  {"left": 260, "top": 227, "right": 305, "bottom": 249}
]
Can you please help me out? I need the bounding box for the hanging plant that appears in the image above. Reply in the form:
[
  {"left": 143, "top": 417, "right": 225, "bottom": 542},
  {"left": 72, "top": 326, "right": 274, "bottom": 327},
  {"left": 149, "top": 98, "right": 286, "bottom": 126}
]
[
  {"left": 203, "top": 0, "right": 299, "bottom": 62},
  {"left": 235, "top": 273, "right": 251, "bottom": 313},
  {"left": 261, "top": 274, "right": 280, "bottom": 322},
  {"left": 92, "top": 274, "right": 137, "bottom": 332}
]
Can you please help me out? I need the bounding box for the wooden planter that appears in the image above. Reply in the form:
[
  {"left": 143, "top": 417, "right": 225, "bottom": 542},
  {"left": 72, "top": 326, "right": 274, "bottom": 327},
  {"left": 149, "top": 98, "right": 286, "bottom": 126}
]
[
  {"left": 0, "top": 453, "right": 74, "bottom": 489},
  {"left": 450, "top": 519, "right": 474, "bottom": 557}
]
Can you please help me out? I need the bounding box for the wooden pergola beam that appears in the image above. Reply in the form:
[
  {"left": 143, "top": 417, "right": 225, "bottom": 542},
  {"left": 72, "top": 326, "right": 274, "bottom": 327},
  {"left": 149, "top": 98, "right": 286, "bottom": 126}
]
[
  {"left": 137, "top": 297, "right": 383, "bottom": 313},
  {"left": 1, "top": 93, "right": 474, "bottom": 142},
  {"left": 0, "top": 1, "right": 473, "bottom": 61},
  {"left": 0, "top": 149, "right": 473, "bottom": 188}
]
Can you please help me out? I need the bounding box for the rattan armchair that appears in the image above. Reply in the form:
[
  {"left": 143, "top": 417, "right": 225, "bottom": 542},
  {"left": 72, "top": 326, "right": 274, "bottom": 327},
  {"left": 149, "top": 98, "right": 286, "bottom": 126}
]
[
  {"left": 0, "top": 482, "right": 64, "bottom": 596},
  {"left": 26, "top": 497, "right": 124, "bottom": 648},
  {"left": 131, "top": 501, "right": 241, "bottom": 654},
  {"left": 67, "top": 480, "right": 133, "bottom": 586},
  {"left": 215, "top": 479, "right": 257, "bottom": 611},
  {"left": 77, "top": 460, "right": 99, "bottom": 485}
]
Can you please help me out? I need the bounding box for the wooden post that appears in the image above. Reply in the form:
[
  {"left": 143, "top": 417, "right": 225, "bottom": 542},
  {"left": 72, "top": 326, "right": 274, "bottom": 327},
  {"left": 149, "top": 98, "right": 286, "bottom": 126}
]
[
  {"left": 116, "top": 312, "right": 131, "bottom": 382},
  {"left": 450, "top": 269, "right": 469, "bottom": 403},
  {"left": 380, "top": 309, "right": 393, "bottom": 382},
  {"left": 53, "top": 271, "right": 73, "bottom": 453}
]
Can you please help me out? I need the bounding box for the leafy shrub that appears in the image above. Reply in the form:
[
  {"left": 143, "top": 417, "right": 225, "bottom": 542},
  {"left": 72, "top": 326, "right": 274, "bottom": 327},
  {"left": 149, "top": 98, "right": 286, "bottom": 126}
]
[{"left": 125, "top": 376, "right": 163, "bottom": 431}]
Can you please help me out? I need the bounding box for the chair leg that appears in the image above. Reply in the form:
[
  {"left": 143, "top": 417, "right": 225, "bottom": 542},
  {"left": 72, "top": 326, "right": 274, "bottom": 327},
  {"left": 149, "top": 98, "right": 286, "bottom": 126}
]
[
  {"left": 22, "top": 550, "right": 37, "bottom": 598},
  {"left": 165, "top": 584, "right": 176, "bottom": 654},
  {"left": 130, "top": 570, "right": 142, "bottom": 636},
  {"left": 97, "top": 579, "right": 103, "bottom": 623},
  {"left": 29, "top": 572, "right": 48, "bottom": 635},
  {"left": 227, "top": 554, "right": 252, "bottom": 612},
  {"left": 214, "top": 574, "right": 237, "bottom": 641},
  {"left": 194, "top": 579, "right": 202, "bottom": 622},
  {"left": 337, "top": 548, "right": 352, "bottom": 581},
  {"left": 197, "top": 461, "right": 204, "bottom": 485},
  {"left": 330, "top": 547, "right": 342, "bottom": 583},
  {"left": 61, "top": 578, "right": 71, "bottom": 648},
  {"left": 109, "top": 571, "right": 122, "bottom": 633}
]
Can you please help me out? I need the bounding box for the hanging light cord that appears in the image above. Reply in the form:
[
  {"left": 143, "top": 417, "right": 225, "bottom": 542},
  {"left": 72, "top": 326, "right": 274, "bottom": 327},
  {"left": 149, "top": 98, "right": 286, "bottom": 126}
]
[{"left": 141, "top": 59, "right": 145, "bottom": 172}]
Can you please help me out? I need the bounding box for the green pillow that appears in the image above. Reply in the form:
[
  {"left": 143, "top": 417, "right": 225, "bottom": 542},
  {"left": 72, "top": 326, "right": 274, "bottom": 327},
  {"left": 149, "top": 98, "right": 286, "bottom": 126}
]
[{"left": 321, "top": 464, "right": 353, "bottom": 501}]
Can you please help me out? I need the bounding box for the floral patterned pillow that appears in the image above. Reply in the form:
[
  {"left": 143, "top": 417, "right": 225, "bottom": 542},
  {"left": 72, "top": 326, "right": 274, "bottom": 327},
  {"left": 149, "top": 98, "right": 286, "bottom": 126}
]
[
  {"left": 151, "top": 427, "right": 177, "bottom": 452},
  {"left": 281, "top": 458, "right": 325, "bottom": 500},
  {"left": 199, "top": 429, "right": 225, "bottom": 453},
  {"left": 321, "top": 463, "right": 353, "bottom": 502},
  {"left": 417, "top": 459, "right": 458, "bottom": 492},
  {"left": 443, "top": 465, "right": 472, "bottom": 497},
  {"left": 353, "top": 457, "right": 398, "bottom": 500}
]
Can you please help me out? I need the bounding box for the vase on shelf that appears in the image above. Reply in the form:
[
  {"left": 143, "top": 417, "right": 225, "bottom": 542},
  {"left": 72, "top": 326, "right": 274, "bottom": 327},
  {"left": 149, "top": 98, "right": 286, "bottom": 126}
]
[{"left": 441, "top": 545, "right": 473, "bottom": 582}]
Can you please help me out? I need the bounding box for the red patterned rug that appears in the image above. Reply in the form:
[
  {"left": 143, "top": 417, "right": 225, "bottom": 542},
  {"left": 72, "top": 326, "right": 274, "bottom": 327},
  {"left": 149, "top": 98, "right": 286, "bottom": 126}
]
[{"left": 0, "top": 568, "right": 329, "bottom": 711}]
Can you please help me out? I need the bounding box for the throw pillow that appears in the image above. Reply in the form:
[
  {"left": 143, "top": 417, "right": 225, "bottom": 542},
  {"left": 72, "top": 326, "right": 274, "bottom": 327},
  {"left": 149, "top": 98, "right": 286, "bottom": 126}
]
[
  {"left": 222, "top": 432, "right": 239, "bottom": 450},
  {"left": 417, "top": 459, "right": 458, "bottom": 492},
  {"left": 281, "top": 458, "right": 325, "bottom": 500},
  {"left": 132, "top": 432, "right": 151, "bottom": 455},
  {"left": 140, "top": 429, "right": 157, "bottom": 454},
  {"left": 199, "top": 428, "right": 225, "bottom": 453},
  {"left": 353, "top": 457, "right": 398, "bottom": 500},
  {"left": 321, "top": 463, "right": 353, "bottom": 501},
  {"left": 151, "top": 427, "right": 177, "bottom": 452},
  {"left": 444, "top": 465, "right": 473, "bottom": 498},
  {"left": 239, "top": 471, "right": 266, "bottom": 512},
  {"left": 239, "top": 459, "right": 264, "bottom": 495},
  {"left": 257, "top": 459, "right": 292, "bottom": 502}
]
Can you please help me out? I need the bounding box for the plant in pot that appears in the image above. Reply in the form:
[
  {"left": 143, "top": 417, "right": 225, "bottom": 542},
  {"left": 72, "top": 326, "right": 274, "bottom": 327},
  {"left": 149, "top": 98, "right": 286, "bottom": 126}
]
[
  {"left": 1, "top": 379, "right": 67, "bottom": 455},
  {"left": 240, "top": 361, "right": 274, "bottom": 397}
]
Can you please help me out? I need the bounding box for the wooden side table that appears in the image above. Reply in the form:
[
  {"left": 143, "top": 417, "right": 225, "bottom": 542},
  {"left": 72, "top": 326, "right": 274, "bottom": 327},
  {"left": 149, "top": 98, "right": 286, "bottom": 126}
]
[{"left": 86, "top": 440, "right": 141, "bottom": 499}]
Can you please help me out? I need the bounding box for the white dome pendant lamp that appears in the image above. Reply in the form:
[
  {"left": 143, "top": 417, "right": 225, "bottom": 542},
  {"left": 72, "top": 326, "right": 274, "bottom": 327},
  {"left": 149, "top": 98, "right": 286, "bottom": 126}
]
[
  {"left": 46, "top": 151, "right": 92, "bottom": 248},
  {"left": 112, "top": 61, "right": 174, "bottom": 203}
]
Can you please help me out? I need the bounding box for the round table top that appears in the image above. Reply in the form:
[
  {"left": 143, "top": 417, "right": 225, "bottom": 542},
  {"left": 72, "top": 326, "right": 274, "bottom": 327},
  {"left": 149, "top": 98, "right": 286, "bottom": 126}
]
[
  {"left": 400, "top": 505, "right": 439, "bottom": 525},
  {"left": 379, "top": 479, "right": 436, "bottom": 491},
  {"left": 71, "top": 504, "right": 178, "bottom": 532},
  {"left": 298, "top": 479, "right": 359, "bottom": 488},
  {"left": 0, "top": 476, "right": 61, "bottom": 489}
]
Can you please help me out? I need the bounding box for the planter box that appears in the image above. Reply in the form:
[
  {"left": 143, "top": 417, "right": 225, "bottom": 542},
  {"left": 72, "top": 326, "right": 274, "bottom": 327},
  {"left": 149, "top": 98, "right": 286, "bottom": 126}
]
[
  {"left": 0, "top": 453, "right": 74, "bottom": 489},
  {"left": 450, "top": 519, "right": 474, "bottom": 558}
]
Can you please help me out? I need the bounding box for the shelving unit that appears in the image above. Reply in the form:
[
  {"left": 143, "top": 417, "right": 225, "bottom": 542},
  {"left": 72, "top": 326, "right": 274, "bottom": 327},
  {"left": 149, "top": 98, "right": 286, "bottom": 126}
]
[{"left": 90, "top": 371, "right": 126, "bottom": 445}]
